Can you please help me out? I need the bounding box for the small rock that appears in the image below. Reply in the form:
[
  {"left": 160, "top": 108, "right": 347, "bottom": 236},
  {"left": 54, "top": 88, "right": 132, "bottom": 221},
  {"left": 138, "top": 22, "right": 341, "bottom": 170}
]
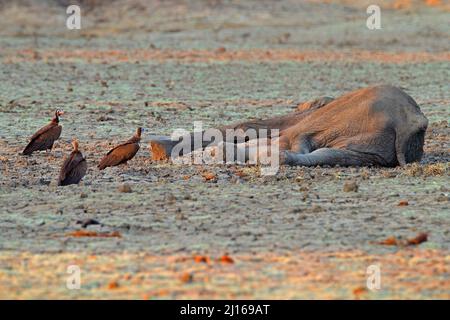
[
  {"left": 343, "top": 180, "right": 358, "bottom": 192},
  {"left": 76, "top": 218, "right": 100, "bottom": 228},
  {"left": 39, "top": 178, "right": 51, "bottom": 186},
  {"left": 398, "top": 200, "right": 409, "bottom": 206},
  {"left": 436, "top": 194, "right": 449, "bottom": 202},
  {"left": 180, "top": 272, "right": 193, "bottom": 283},
  {"left": 215, "top": 47, "right": 226, "bottom": 54},
  {"left": 108, "top": 281, "right": 119, "bottom": 289},
  {"left": 80, "top": 192, "right": 88, "bottom": 199},
  {"left": 118, "top": 183, "right": 132, "bottom": 193},
  {"left": 165, "top": 194, "right": 177, "bottom": 203},
  {"left": 96, "top": 115, "right": 114, "bottom": 122},
  {"left": 219, "top": 255, "right": 234, "bottom": 264}
]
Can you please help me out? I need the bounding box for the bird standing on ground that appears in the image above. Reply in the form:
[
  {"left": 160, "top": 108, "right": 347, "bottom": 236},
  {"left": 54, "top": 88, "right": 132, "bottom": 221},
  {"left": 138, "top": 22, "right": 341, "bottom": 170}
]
[
  {"left": 22, "top": 109, "right": 64, "bottom": 155},
  {"left": 97, "top": 127, "right": 142, "bottom": 170},
  {"left": 58, "top": 139, "right": 87, "bottom": 186}
]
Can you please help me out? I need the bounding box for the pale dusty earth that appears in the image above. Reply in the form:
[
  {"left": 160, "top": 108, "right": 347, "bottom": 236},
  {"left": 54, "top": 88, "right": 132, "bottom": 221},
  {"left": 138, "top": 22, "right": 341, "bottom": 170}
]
[{"left": 0, "top": 0, "right": 449, "bottom": 299}]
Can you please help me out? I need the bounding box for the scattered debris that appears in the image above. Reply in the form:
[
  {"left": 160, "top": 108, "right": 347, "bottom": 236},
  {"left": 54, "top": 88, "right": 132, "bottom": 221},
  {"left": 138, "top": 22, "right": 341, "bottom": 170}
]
[
  {"left": 96, "top": 115, "right": 114, "bottom": 122},
  {"left": 398, "top": 200, "right": 409, "bottom": 206},
  {"left": 375, "top": 233, "right": 428, "bottom": 246},
  {"left": 202, "top": 171, "right": 217, "bottom": 181},
  {"left": 194, "top": 255, "right": 210, "bottom": 263},
  {"left": 219, "top": 255, "right": 234, "bottom": 264},
  {"left": 352, "top": 286, "right": 367, "bottom": 298},
  {"left": 436, "top": 194, "right": 449, "bottom": 202},
  {"left": 310, "top": 205, "right": 323, "bottom": 213},
  {"left": 66, "top": 230, "right": 121, "bottom": 238},
  {"left": 108, "top": 281, "right": 119, "bottom": 289},
  {"left": 165, "top": 194, "right": 177, "bottom": 204},
  {"left": 76, "top": 218, "right": 100, "bottom": 228},
  {"left": 406, "top": 233, "right": 428, "bottom": 246},
  {"left": 215, "top": 47, "right": 226, "bottom": 54},
  {"left": 377, "top": 236, "right": 398, "bottom": 246},
  {"left": 180, "top": 272, "right": 194, "bottom": 283}
]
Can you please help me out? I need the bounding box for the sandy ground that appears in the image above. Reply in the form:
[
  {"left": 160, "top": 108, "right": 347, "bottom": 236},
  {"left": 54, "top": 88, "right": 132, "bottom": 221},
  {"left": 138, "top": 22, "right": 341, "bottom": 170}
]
[{"left": 0, "top": 0, "right": 449, "bottom": 299}]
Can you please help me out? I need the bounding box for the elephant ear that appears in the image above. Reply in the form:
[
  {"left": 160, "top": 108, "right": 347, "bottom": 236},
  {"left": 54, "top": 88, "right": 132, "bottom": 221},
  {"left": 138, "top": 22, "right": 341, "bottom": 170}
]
[{"left": 297, "top": 96, "right": 334, "bottom": 112}]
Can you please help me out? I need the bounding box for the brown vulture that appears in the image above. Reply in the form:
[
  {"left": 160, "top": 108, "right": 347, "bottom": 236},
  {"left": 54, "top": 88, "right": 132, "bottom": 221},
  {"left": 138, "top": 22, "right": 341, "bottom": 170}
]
[
  {"left": 22, "top": 109, "right": 64, "bottom": 155},
  {"left": 58, "top": 140, "right": 87, "bottom": 186},
  {"left": 97, "top": 127, "right": 142, "bottom": 170}
]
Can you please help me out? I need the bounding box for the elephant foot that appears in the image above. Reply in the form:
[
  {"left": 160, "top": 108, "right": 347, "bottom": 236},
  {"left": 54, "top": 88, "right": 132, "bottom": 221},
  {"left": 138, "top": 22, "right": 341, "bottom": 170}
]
[{"left": 149, "top": 139, "right": 175, "bottom": 161}]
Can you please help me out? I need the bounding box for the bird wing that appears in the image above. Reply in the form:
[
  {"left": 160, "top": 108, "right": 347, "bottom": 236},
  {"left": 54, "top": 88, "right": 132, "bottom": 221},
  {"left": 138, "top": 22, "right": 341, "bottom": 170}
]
[
  {"left": 98, "top": 143, "right": 139, "bottom": 169},
  {"left": 59, "top": 151, "right": 85, "bottom": 182},
  {"left": 30, "top": 122, "right": 61, "bottom": 140},
  {"left": 105, "top": 136, "right": 139, "bottom": 155},
  {"left": 23, "top": 125, "right": 62, "bottom": 154},
  {"left": 61, "top": 158, "right": 87, "bottom": 185}
]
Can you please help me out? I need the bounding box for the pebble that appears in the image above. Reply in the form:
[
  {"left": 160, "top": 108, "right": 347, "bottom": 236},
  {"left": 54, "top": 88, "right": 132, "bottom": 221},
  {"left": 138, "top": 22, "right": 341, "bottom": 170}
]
[
  {"left": 118, "top": 183, "right": 132, "bottom": 193},
  {"left": 343, "top": 180, "right": 358, "bottom": 192}
]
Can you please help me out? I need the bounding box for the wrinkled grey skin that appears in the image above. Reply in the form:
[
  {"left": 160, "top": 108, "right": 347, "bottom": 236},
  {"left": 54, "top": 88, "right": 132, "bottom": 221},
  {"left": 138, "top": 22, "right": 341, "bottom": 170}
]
[{"left": 150, "top": 85, "right": 428, "bottom": 167}]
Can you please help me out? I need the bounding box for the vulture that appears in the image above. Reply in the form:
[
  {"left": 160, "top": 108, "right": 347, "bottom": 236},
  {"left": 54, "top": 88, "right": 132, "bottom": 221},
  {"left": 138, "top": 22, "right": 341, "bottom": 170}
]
[
  {"left": 58, "top": 139, "right": 87, "bottom": 186},
  {"left": 98, "top": 127, "right": 142, "bottom": 170},
  {"left": 23, "top": 109, "right": 64, "bottom": 155}
]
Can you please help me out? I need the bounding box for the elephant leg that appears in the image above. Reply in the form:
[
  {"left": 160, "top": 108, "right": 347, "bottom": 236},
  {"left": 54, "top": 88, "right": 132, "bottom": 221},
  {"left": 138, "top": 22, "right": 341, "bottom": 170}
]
[
  {"left": 149, "top": 121, "right": 289, "bottom": 161},
  {"left": 219, "top": 135, "right": 289, "bottom": 165},
  {"left": 148, "top": 111, "right": 298, "bottom": 161},
  {"left": 213, "top": 141, "right": 251, "bottom": 164},
  {"left": 149, "top": 136, "right": 179, "bottom": 161},
  {"left": 290, "top": 135, "right": 314, "bottom": 155},
  {"left": 283, "top": 148, "right": 384, "bottom": 167}
]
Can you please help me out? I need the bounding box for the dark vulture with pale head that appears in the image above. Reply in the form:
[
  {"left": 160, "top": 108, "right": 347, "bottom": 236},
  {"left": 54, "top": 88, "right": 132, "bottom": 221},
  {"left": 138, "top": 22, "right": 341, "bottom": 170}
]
[
  {"left": 98, "top": 127, "right": 142, "bottom": 170},
  {"left": 23, "top": 109, "right": 64, "bottom": 155},
  {"left": 58, "top": 139, "right": 87, "bottom": 186}
]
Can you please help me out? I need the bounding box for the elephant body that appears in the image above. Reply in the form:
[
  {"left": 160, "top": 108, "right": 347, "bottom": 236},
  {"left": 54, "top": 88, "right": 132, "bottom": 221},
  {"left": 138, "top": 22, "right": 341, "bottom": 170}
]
[
  {"left": 279, "top": 85, "right": 428, "bottom": 167},
  {"left": 150, "top": 85, "right": 428, "bottom": 167}
]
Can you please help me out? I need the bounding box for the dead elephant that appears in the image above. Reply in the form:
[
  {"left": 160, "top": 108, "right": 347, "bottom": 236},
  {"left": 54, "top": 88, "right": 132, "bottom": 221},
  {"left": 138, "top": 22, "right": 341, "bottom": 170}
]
[{"left": 149, "top": 85, "right": 428, "bottom": 167}]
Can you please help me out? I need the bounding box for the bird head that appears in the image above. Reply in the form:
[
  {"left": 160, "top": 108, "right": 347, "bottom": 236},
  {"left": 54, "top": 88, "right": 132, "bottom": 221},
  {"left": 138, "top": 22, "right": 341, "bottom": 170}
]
[
  {"left": 136, "top": 127, "right": 142, "bottom": 138},
  {"left": 136, "top": 127, "right": 149, "bottom": 139},
  {"left": 72, "top": 139, "right": 79, "bottom": 151}
]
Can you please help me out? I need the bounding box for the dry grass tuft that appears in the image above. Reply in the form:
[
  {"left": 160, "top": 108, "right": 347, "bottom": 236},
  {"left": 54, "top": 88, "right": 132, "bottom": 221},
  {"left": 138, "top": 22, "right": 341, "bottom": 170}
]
[
  {"left": 423, "top": 163, "right": 448, "bottom": 176},
  {"left": 404, "top": 163, "right": 448, "bottom": 177}
]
